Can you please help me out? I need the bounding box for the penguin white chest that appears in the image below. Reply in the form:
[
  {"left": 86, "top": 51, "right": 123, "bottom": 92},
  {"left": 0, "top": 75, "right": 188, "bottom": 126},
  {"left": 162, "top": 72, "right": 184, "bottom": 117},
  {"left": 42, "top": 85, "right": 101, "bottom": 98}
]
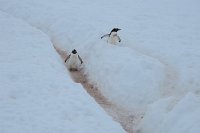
[
  {"left": 107, "top": 32, "right": 120, "bottom": 44},
  {"left": 67, "top": 54, "right": 81, "bottom": 70},
  {"left": 108, "top": 35, "right": 119, "bottom": 44}
]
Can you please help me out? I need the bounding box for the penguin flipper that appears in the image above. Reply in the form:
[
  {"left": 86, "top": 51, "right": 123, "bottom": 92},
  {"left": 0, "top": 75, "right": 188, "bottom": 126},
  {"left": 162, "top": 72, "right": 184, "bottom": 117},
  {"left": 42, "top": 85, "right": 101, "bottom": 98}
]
[
  {"left": 101, "top": 34, "right": 109, "bottom": 39},
  {"left": 78, "top": 55, "right": 83, "bottom": 64},
  {"left": 65, "top": 55, "right": 71, "bottom": 63},
  {"left": 117, "top": 36, "right": 121, "bottom": 42}
]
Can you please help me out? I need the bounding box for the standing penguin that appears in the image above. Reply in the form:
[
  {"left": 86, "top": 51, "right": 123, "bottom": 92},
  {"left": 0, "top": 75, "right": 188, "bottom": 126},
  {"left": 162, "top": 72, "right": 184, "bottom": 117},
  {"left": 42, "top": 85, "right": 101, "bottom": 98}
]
[
  {"left": 65, "top": 49, "right": 83, "bottom": 71},
  {"left": 101, "top": 28, "right": 121, "bottom": 44}
]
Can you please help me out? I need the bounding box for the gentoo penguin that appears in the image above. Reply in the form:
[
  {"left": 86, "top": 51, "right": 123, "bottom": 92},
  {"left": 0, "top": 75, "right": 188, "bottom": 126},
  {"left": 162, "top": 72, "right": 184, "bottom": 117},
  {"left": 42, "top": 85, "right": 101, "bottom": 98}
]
[
  {"left": 101, "top": 28, "right": 121, "bottom": 44},
  {"left": 65, "top": 49, "right": 83, "bottom": 71}
]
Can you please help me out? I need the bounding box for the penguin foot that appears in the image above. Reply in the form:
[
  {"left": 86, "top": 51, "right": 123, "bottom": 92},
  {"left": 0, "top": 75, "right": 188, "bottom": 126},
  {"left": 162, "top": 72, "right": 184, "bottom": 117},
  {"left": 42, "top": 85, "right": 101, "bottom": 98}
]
[{"left": 69, "top": 68, "right": 78, "bottom": 71}]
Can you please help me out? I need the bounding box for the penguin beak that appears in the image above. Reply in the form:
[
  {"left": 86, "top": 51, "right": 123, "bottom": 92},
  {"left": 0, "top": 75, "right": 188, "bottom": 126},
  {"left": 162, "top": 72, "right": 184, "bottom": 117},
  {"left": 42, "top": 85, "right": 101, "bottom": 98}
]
[{"left": 118, "top": 29, "right": 121, "bottom": 31}]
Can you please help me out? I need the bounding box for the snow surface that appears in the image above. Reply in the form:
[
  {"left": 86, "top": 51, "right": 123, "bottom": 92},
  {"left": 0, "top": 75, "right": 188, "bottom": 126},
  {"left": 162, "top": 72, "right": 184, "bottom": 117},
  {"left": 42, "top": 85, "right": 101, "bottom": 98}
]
[
  {"left": 139, "top": 93, "right": 200, "bottom": 133},
  {"left": 0, "top": 12, "right": 125, "bottom": 133},
  {"left": 0, "top": 0, "right": 200, "bottom": 133}
]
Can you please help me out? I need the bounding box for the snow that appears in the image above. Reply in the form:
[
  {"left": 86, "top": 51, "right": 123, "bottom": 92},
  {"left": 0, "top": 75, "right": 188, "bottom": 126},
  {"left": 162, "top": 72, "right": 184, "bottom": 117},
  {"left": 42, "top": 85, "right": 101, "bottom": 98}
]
[
  {"left": 139, "top": 93, "right": 200, "bottom": 133},
  {"left": 0, "top": 12, "right": 125, "bottom": 133},
  {"left": 84, "top": 44, "right": 165, "bottom": 109},
  {"left": 0, "top": 0, "right": 200, "bottom": 133}
]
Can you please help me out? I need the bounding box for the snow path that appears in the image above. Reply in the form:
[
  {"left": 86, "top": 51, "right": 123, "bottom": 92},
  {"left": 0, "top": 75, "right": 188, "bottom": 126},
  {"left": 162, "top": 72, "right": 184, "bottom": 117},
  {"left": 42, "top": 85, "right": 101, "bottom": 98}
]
[
  {"left": 126, "top": 46, "right": 179, "bottom": 97},
  {"left": 54, "top": 46, "right": 137, "bottom": 133},
  {"left": 0, "top": 10, "right": 133, "bottom": 132}
]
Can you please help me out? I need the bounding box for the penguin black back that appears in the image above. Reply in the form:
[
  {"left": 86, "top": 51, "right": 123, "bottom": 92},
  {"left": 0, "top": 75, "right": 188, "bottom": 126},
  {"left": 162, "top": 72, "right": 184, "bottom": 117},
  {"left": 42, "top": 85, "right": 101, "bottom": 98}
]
[
  {"left": 110, "top": 28, "right": 121, "bottom": 33},
  {"left": 101, "top": 28, "right": 121, "bottom": 39}
]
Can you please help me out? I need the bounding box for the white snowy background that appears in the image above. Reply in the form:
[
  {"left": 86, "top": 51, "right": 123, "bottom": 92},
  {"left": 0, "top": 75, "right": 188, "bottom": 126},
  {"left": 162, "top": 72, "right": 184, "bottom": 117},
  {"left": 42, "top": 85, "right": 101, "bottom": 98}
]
[{"left": 0, "top": 0, "right": 200, "bottom": 133}]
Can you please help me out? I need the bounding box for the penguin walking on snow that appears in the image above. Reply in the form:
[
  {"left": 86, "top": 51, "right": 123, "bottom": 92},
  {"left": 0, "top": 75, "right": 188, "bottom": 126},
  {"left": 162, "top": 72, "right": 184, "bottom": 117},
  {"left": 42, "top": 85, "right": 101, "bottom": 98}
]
[
  {"left": 101, "top": 28, "right": 121, "bottom": 44},
  {"left": 65, "top": 49, "right": 83, "bottom": 71}
]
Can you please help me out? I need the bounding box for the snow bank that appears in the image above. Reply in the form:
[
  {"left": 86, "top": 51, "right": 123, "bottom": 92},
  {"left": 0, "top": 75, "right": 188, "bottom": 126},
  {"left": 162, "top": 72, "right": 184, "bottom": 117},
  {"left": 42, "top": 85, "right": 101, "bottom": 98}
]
[
  {"left": 84, "top": 43, "right": 165, "bottom": 109},
  {"left": 121, "top": 0, "right": 200, "bottom": 96},
  {"left": 0, "top": 12, "right": 125, "bottom": 133},
  {"left": 138, "top": 93, "right": 200, "bottom": 133}
]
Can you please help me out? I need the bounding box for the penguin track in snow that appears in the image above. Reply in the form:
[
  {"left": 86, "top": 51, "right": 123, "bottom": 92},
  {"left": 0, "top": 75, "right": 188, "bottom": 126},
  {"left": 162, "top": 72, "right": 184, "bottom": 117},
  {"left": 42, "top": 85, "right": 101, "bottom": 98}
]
[{"left": 54, "top": 46, "right": 136, "bottom": 133}]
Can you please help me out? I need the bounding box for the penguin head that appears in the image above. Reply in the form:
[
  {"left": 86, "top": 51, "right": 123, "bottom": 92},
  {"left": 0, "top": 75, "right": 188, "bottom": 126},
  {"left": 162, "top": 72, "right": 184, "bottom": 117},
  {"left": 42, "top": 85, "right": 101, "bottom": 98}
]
[
  {"left": 72, "top": 49, "right": 77, "bottom": 54},
  {"left": 111, "top": 28, "right": 121, "bottom": 33}
]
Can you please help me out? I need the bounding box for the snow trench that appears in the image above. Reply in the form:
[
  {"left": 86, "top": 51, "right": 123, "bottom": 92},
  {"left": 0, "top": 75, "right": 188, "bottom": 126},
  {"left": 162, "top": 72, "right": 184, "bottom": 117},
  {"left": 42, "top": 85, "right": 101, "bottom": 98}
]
[
  {"left": 54, "top": 45, "right": 137, "bottom": 133},
  {"left": 0, "top": 10, "right": 131, "bottom": 132}
]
